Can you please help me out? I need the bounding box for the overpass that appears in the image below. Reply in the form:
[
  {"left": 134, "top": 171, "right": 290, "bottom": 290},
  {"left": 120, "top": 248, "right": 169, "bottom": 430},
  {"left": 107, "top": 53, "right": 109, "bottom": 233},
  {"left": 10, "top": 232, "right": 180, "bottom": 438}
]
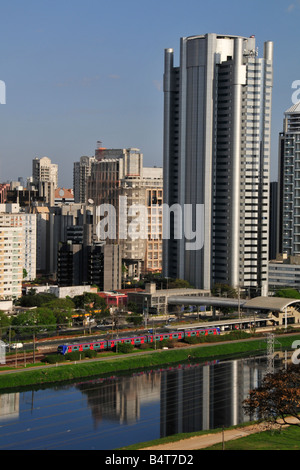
[{"left": 167, "top": 295, "right": 300, "bottom": 313}]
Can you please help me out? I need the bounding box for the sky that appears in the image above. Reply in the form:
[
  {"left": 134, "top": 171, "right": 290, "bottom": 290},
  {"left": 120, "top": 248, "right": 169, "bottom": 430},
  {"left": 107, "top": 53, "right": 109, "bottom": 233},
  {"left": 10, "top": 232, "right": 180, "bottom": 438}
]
[{"left": 0, "top": 0, "right": 300, "bottom": 187}]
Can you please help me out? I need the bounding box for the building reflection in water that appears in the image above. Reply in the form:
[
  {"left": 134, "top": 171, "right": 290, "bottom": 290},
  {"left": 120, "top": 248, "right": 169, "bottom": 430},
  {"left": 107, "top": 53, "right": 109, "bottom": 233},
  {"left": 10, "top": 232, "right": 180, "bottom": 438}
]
[
  {"left": 76, "top": 356, "right": 276, "bottom": 436},
  {"left": 160, "top": 359, "right": 266, "bottom": 437},
  {"left": 77, "top": 372, "right": 161, "bottom": 427}
]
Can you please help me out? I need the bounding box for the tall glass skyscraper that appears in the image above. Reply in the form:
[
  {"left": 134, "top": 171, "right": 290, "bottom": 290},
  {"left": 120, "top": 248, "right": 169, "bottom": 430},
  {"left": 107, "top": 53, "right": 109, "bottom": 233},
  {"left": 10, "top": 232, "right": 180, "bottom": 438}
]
[
  {"left": 163, "top": 34, "right": 273, "bottom": 296},
  {"left": 278, "top": 102, "right": 300, "bottom": 256}
]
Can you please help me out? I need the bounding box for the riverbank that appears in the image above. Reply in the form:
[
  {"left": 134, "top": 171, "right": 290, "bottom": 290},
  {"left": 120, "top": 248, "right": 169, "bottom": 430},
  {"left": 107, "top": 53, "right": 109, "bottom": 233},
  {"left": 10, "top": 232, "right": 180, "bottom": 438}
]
[{"left": 0, "top": 333, "right": 298, "bottom": 392}]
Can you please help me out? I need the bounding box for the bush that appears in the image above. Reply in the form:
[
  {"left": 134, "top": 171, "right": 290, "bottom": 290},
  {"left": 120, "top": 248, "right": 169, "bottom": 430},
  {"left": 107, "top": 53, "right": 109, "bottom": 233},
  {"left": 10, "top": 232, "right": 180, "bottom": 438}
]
[
  {"left": 183, "top": 336, "right": 202, "bottom": 344},
  {"left": 115, "top": 343, "right": 134, "bottom": 354},
  {"left": 165, "top": 339, "right": 176, "bottom": 348},
  {"left": 84, "top": 349, "right": 97, "bottom": 358},
  {"left": 65, "top": 351, "right": 82, "bottom": 361},
  {"left": 44, "top": 354, "right": 65, "bottom": 364},
  {"left": 225, "top": 330, "right": 251, "bottom": 341},
  {"left": 140, "top": 342, "right": 152, "bottom": 350}
]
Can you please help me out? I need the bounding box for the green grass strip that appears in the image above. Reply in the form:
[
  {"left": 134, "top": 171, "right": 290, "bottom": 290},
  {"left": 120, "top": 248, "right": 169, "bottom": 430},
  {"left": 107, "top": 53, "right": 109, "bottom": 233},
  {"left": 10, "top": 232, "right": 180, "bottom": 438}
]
[
  {"left": 0, "top": 334, "right": 298, "bottom": 392},
  {"left": 204, "top": 425, "right": 300, "bottom": 450}
]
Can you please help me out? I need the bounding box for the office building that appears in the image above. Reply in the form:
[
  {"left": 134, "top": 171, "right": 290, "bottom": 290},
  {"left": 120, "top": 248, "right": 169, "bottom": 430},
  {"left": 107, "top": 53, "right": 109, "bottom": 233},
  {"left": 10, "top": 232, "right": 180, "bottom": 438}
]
[
  {"left": 269, "top": 254, "right": 300, "bottom": 290},
  {"left": 277, "top": 102, "right": 300, "bottom": 257},
  {"left": 57, "top": 241, "right": 121, "bottom": 291},
  {"left": 163, "top": 33, "right": 273, "bottom": 295},
  {"left": 269, "top": 181, "right": 278, "bottom": 260},
  {"left": 73, "top": 156, "right": 96, "bottom": 203}
]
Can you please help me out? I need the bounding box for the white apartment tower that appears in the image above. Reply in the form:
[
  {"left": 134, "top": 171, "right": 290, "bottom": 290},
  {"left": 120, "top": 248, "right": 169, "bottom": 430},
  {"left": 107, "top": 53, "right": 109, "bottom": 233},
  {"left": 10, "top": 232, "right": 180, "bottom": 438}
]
[
  {"left": 0, "top": 211, "right": 24, "bottom": 300},
  {"left": 32, "top": 156, "right": 58, "bottom": 205},
  {"left": 0, "top": 204, "right": 37, "bottom": 283},
  {"left": 163, "top": 34, "right": 273, "bottom": 295}
]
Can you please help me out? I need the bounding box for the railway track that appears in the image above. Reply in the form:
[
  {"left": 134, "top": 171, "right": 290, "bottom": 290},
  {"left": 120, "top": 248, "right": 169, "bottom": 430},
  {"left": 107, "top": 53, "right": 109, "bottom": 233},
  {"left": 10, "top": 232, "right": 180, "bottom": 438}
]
[{"left": 1, "top": 352, "right": 46, "bottom": 366}]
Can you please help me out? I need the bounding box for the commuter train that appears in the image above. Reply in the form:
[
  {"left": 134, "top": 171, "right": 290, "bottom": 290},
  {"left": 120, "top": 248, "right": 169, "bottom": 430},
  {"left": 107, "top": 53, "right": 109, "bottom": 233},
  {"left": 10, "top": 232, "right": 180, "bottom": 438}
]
[{"left": 57, "top": 327, "right": 221, "bottom": 355}]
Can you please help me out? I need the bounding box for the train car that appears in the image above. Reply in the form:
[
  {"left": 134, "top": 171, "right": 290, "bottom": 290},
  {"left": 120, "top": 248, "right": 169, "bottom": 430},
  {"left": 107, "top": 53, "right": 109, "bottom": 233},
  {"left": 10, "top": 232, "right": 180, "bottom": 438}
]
[
  {"left": 57, "top": 327, "right": 221, "bottom": 355},
  {"left": 57, "top": 340, "right": 108, "bottom": 355},
  {"left": 107, "top": 335, "right": 148, "bottom": 349},
  {"left": 184, "top": 327, "right": 220, "bottom": 338},
  {"left": 147, "top": 331, "right": 184, "bottom": 343}
]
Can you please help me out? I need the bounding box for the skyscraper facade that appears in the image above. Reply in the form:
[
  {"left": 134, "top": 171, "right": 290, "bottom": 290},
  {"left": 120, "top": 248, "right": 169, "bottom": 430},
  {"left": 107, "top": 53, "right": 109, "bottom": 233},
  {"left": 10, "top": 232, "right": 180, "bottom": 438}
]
[
  {"left": 73, "top": 156, "right": 96, "bottom": 203},
  {"left": 163, "top": 34, "right": 273, "bottom": 295},
  {"left": 277, "top": 102, "right": 300, "bottom": 256}
]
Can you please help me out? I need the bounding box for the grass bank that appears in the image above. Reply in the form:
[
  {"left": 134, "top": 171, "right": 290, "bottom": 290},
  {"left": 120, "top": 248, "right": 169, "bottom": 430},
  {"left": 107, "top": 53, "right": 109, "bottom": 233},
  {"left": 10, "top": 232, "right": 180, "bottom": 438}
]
[
  {"left": 0, "top": 333, "right": 298, "bottom": 392},
  {"left": 204, "top": 425, "right": 300, "bottom": 450},
  {"left": 122, "top": 421, "right": 300, "bottom": 451}
]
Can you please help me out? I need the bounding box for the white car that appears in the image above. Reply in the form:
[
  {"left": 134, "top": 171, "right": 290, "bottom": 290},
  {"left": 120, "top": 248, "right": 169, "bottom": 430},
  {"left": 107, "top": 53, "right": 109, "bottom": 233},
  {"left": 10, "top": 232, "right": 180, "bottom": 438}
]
[{"left": 10, "top": 343, "right": 23, "bottom": 349}]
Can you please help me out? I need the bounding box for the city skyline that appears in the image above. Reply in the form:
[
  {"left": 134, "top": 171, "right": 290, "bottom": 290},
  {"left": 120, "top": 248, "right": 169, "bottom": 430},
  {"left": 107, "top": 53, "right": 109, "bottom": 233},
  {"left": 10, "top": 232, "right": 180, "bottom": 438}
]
[{"left": 0, "top": 0, "right": 299, "bottom": 187}]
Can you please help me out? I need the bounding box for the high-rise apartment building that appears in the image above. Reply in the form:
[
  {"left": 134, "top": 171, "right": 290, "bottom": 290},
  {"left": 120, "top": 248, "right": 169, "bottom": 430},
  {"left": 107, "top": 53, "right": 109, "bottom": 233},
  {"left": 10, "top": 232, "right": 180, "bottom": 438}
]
[
  {"left": 0, "top": 209, "right": 24, "bottom": 301},
  {"left": 163, "top": 34, "right": 273, "bottom": 295},
  {"left": 277, "top": 102, "right": 300, "bottom": 256},
  {"left": 87, "top": 148, "right": 163, "bottom": 278},
  {"left": 32, "top": 156, "right": 58, "bottom": 205},
  {"left": 57, "top": 240, "right": 121, "bottom": 291},
  {"left": 0, "top": 203, "right": 37, "bottom": 283},
  {"left": 73, "top": 156, "right": 96, "bottom": 203}
]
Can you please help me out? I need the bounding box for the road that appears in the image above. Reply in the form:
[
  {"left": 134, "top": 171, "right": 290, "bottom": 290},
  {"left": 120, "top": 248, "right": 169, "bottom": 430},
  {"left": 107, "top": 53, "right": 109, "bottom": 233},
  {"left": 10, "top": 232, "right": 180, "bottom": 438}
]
[{"left": 141, "top": 418, "right": 300, "bottom": 450}]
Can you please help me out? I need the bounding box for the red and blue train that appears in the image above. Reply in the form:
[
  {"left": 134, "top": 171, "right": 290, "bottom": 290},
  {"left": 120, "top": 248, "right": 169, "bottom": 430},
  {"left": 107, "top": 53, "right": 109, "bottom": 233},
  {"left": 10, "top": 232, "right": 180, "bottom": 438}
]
[{"left": 57, "top": 327, "right": 221, "bottom": 355}]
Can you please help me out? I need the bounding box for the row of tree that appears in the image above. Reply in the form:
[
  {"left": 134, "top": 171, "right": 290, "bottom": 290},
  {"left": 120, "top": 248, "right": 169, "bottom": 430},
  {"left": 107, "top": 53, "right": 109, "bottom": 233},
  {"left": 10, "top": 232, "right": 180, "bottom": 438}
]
[{"left": 0, "top": 292, "right": 111, "bottom": 337}]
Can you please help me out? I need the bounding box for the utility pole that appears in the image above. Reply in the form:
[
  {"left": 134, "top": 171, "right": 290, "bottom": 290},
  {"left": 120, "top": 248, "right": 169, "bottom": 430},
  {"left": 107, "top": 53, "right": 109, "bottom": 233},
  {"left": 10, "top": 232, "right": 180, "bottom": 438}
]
[
  {"left": 33, "top": 332, "right": 36, "bottom": 364},
  {"left": 222, "top": 426, "right": 225, "bottom": 450}
]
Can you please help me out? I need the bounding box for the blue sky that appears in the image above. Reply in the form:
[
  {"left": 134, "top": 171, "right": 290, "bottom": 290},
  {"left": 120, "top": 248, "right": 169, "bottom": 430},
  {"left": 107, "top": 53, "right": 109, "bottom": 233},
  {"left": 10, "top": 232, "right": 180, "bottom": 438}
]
[{"left": 0, "top": 0, "right": 299, "bottom": 187}]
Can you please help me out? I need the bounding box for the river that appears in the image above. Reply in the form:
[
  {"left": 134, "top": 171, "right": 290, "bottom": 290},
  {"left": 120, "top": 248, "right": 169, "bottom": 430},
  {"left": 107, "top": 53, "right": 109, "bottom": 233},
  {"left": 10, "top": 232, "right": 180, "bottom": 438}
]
[{"left": 0, "top": 354, "right": 287, "bottom": 450}]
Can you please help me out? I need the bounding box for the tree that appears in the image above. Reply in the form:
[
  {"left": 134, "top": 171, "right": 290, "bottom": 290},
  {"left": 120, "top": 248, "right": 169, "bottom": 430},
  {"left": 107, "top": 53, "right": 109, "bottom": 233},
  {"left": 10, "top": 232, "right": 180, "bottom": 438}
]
[
  {"left": 45, "top": 298, "right": 75, "bottom": 326},
  {"left": 211, "top": 283, "right": 238, "bottom": 298},
  {"left": 73, "top": 293, "right": 107, "bottom": 310},
  {"left": 17, "top": 292, "right": 56, "bottom": 307},
  {"left": 0, "top": 311, "right": 11, "bottom": 339},
  {"left": 127, "top": 313, "right": 143, "bottom": 326},
  {"left": 275, "top": 288, "right": 300, "bottom": 299},
  {"left": 11, "top": 308, "right": 57, "bottom": 335},
  {"left": 243, "top": 364, "right": 300, "bottom": 427},
  {"left": 11, "top": 311, "right": 37, "bottom": 335},
  {"left": 34, "top": 307, "right": 57, "bottom": 332}
]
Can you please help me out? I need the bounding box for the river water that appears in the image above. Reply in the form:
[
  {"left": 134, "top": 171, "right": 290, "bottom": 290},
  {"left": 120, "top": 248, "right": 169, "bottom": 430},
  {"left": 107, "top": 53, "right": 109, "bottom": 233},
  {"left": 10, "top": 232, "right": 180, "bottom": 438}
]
[{"left": 0, "top": 354, "right": 287, "bottom": 450}]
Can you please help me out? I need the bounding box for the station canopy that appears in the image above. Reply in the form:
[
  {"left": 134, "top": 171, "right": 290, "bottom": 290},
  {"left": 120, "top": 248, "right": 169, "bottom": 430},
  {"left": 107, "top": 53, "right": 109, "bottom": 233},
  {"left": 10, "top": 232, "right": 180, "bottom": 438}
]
[{"left": 167, "top": 295, "right": 300, "bottom": 312}]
